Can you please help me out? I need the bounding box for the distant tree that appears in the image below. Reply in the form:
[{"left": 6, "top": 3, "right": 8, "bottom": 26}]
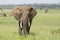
[
  {"left": 0, "top": 8, "right": 2, "bottom": 10},
  {"left": 0, "top": 8, "right": 6, "bottom": 17},
  {"left": 2, "top": 13, "right": 6, "bottom": 17},
  {"left": 45, "top": 9, "right": 48, "bottom": 14},
  {"left": 40, "top": 8, "right": 42, "bottom": 10}
]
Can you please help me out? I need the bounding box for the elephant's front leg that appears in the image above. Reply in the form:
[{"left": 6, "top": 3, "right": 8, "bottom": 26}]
[
  {"left": 18, "top": 21, "right": 22, "bottom": 35},
  {"left": 27, "top": 21, "right": 30, "bottom": 34},
  {"left": 27, "top": 18, "right": 32, "bottom": 34}
]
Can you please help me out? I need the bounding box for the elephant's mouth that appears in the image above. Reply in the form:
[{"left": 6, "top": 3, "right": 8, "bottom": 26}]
[{"left": 20, "top": 21, "right": 30, "bottom": 28}]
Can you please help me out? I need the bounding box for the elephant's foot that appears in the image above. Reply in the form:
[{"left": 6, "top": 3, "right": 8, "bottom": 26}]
[
  {"left": 23, "top": 29, "right": 29, "bottom": 36},
  {"left": 19, "top": 30, "right": 22, "bottom": 35},
  {"left": 19, "top": 28, "right": 23, "bottom": 35},
  {"left": 27, "top": 27, "right": 30, "bottom": 34},
  {"left": 19, "top": 32, "right": 22, "bottom": 35}
]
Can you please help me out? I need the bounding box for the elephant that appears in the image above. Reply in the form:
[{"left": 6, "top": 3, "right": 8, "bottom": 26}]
[{"left": 12, "top": 6, "right": 37, "bottom": 36}]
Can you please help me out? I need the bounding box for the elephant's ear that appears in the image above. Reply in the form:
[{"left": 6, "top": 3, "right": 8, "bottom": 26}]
[
  {"left": 29, "top": 7, "right": 33, "bottom": 12},
  {"left": 28, "top": 7, "right": 37, "bottom": 18}
]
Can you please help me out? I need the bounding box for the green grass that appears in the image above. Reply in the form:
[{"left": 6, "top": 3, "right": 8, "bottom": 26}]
[{"left": 0, "top": 9, "right": 60, "bottom": 40}]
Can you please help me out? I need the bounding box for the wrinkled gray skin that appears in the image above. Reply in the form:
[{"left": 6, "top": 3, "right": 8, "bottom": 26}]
[{"left": 12, "top": 6, "right": 37, "bottom": 36}]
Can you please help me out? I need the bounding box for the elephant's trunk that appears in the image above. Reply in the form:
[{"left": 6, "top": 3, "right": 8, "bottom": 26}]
[{"left": 21, "top": 14, "right": 29, "bottom": 36}]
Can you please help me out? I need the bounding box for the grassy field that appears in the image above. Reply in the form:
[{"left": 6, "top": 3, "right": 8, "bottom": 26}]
[{"left": 0, "top": 9, "right": 60, "bottom": 40}]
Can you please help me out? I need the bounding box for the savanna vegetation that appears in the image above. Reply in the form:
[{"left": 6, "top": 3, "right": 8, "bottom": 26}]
[{"left": 0, "top": 9, "right": 60, "bottom": 40}]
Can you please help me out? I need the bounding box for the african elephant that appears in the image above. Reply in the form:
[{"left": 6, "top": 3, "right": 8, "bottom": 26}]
[{"left": 12, "top": 6, "right": 37, "bottom": 36}]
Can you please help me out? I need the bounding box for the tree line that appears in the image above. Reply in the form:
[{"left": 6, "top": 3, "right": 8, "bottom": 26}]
[{"left": 0, "top": 3, "right": 60, "bottom": 9}]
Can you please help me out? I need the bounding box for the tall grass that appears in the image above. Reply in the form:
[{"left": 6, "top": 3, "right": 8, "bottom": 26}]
[{"left": 0, "top": 9, "right": 60, "bottom": 40}]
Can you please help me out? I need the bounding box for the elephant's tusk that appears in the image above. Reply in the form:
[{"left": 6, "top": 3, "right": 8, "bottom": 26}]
[
  {"left": 28, "top": 18, "right": 30, "bottom": 27},
  {"left": 28, "top": 21, "right": 30, "bottom": 27},
  {"left": 20, "top": 21, "right": 23, "bottom": 28}
]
